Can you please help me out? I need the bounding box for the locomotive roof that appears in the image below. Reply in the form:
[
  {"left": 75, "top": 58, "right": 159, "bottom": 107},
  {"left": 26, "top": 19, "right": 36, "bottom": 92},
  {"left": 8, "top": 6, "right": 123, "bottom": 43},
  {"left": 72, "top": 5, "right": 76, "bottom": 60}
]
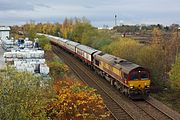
[
  {"left": 94, "top": 52, "right": 140, "bottom": 74},
  {"left": 76, "top": 44, "right": 98, "bottom": 54},
  {"left": 66, "top": 40, "right": 80, "bottom": 46}
]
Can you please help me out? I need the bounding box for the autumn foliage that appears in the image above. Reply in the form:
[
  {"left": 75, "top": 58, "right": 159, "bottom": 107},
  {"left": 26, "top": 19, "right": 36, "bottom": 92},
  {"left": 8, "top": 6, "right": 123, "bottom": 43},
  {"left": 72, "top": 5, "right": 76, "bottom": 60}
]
[
  {"left": 169, "top": 54, "right": 180, "bottom": 90},
  {"left": 48, "top": 61, "right": 69, "bottom": 79},
  {"left": 0, "top": 68, "right": 54, "bottom": 119},
  {"left": 46, "top": 79, "right": 110, "bottom": 120}
]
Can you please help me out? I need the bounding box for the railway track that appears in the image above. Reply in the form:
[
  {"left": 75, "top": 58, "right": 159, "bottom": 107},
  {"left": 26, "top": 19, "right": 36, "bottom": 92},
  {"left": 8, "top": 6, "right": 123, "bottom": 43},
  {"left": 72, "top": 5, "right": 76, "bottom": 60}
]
[
  {"left": 52, "top": 45, "right": 179, "bottom": 120},
  {"left": 53, "top": 46, "right": 134, "bottom": 120},
  {"left": 133, "top": 100, "right": 174, "bottom": 120},
  {"left": 109, "top": 86, "right": 176, "bottom": 120},
  {"left": 145, "top": 97, "right": 180, "bottom": 120}
]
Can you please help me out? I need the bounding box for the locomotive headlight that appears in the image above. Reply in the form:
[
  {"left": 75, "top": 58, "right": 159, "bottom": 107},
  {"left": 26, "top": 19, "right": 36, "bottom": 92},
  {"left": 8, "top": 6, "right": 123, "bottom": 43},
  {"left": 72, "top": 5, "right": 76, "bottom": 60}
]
[
  {"left": 146, "top": 85, "right": 150, "bottom": 88},
  {"left": 130, "top": 86, "right": 134, "bottom": 89},
  {"left": 130, "top": 84, "right": 134, "bottom": 89}
]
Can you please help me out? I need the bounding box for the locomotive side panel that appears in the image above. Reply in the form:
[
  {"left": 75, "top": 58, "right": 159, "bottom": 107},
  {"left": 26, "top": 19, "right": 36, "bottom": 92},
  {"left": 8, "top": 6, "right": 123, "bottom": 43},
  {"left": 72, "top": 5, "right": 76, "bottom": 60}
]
[{"left": 94, "top": 57, "right": 128, "bottom": 86}]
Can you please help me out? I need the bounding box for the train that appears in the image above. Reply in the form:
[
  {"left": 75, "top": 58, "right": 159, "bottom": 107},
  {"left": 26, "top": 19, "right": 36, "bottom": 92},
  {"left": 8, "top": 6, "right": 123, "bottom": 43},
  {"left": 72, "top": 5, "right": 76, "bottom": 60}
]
[{"left": 38, "top": 33, "right": 151, "bottom": 99}]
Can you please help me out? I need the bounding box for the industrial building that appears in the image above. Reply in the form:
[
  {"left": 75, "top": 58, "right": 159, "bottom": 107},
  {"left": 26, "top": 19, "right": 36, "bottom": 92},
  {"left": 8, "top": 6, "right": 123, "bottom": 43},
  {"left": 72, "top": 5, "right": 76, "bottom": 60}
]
[{"left": 0, "top": 26, "right": 11, "bottom": 40}]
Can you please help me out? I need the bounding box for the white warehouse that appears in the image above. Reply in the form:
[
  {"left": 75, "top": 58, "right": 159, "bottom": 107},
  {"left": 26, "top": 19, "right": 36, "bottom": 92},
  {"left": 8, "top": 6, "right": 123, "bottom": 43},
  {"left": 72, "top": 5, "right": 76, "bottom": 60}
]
[{"left": 0, "top": 26, "right": 11, "bottom": 40}]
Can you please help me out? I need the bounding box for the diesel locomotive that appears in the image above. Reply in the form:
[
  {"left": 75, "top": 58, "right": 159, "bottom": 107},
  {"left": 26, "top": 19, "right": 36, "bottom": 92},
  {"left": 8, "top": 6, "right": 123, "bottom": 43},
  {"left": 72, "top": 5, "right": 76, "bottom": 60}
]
[{"left": 38, "top": 33, "right": 151, "bottom": 99}]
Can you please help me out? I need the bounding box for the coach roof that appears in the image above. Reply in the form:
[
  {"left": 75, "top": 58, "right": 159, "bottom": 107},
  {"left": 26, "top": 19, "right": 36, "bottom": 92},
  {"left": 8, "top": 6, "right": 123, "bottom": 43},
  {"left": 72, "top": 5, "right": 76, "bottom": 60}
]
[
  {"left": 76, "top": 44, "right": 98, "bottom": 54},
  {"left": 66, "top": 40, "right": 80, "bottom": 46},
  {"left": 58, "top": 38, "right": 69, "bottom": 43}
]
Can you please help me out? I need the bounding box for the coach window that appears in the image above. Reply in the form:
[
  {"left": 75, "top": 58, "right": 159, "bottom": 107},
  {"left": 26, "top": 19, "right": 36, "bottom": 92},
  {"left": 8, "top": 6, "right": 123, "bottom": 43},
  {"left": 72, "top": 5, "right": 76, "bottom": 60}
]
[{"left": 86, "top": 53, "right": 88, "bottom": 59}]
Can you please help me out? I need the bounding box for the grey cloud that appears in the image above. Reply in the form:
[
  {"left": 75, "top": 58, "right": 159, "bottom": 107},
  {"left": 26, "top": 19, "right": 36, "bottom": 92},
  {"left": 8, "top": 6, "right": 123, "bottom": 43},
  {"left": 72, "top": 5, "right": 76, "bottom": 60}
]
[
  {"left": 83, "top": 5, "right": 94, "bottom": 9},
  {"left": 0, "top": 0, "right": 50, "bottom": 11},
  {"left": 35, "top": 3, "right": 50, "bottom": 8},
  {"left": 0, "top": 1, "right": 34, "bottom": 11},
  {"left": 0, "top": 0, "right": 180, "bottom": 26}
]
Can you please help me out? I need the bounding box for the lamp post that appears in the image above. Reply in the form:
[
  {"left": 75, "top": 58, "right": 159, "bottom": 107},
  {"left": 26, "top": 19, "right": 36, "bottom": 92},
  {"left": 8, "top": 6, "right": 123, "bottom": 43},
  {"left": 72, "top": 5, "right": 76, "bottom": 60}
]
[{"left": 115, "top": 15, "right": 117, "bottom": 26}]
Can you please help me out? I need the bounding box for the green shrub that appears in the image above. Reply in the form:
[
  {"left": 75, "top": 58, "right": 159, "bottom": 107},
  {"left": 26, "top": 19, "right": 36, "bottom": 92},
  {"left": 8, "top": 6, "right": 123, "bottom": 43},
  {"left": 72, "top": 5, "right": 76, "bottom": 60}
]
[
  {"left": 169, "top": 54, "right": 180, "bottom": 90},
  {"left": 0, "top": 68, "right": 54, "bottom": 120}
]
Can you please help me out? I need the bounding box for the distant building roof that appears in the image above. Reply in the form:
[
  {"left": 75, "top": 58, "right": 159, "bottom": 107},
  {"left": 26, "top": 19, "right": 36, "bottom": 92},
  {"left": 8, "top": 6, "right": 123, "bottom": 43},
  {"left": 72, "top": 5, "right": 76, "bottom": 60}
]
[
  {"left": 0, "top": 26, "right": 11, "bottom": 31},
  {"left": 98, "top": 26, "right": 113, "bottom": 30}
]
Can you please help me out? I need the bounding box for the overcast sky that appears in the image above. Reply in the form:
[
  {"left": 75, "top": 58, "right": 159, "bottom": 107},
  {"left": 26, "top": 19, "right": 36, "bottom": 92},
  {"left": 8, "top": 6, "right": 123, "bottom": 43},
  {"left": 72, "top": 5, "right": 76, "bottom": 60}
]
[{"left": 0, "top": 0, "right": 179, "bottom": 27}]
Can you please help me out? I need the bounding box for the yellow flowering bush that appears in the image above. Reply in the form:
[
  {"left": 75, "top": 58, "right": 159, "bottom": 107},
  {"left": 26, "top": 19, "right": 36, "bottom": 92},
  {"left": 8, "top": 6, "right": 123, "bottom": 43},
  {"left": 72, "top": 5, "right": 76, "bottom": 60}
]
[{"left": 47, "top": 79, "right": 110, "bottom": 120}]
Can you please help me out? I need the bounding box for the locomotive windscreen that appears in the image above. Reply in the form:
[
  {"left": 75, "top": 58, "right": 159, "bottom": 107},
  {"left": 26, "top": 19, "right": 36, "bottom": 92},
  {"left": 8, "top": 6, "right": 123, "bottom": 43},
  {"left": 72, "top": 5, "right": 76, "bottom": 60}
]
[{"left": 130, "top": 70, "right": 149, "bottom": 80}]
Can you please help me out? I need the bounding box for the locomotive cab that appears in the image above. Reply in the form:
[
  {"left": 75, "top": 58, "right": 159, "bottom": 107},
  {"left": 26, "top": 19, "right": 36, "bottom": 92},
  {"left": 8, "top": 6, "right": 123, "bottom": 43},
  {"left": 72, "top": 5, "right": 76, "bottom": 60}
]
[{"left": 127, "top": 67, "right": 151, "bottom": 99}]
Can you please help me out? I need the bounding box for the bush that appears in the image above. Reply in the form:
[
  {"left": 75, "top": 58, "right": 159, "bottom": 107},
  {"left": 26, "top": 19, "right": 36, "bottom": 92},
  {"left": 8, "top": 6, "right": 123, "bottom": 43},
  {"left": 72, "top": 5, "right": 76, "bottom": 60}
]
[
  {"left": 104, "top": 38, "right": 141, "bottom": 62},
  {"left": 137, "top": 45, "right": 165, "bottom": 86},
  {"left": 91, "top": 31, "right": 112, "bottom": 50},
  {"left": 37, "top": 35, "right": 50, "bottom": 49},
  {"left": 47, "top": 79, "right": 110, "bottom": 119},
  {"left": 48, "top": 61, "right": 69, "bottom": 79},
  {"left": 169, "top": 54, "right": 180, "bottom": 90},
  {"left": 0, "top": 68, "right": 54, "bottom": 120}
]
